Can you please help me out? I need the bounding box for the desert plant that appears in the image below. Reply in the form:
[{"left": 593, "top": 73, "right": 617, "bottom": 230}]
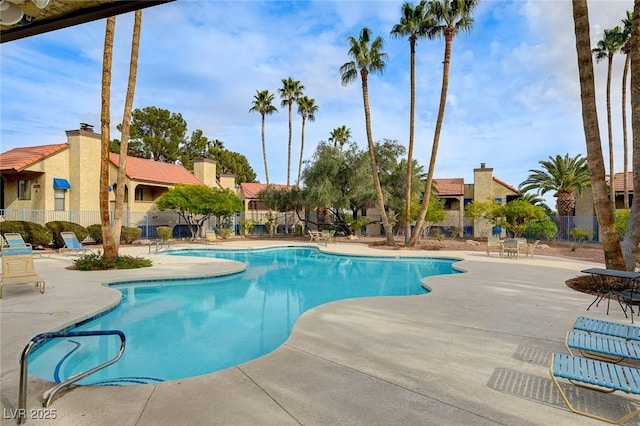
[
  {"left": 239, "top": 219, "right": 256, "bottom": 237},
  {"left": 120, "top": 227, "right": 142, "bottom": 244},
  {"left": 87, "top": 224, "right": 103, "bottom": 244},
  {"left": 615, "top": 209, "right": 630, "bottom": 239},
  {"left": 74, "top": 251, "right": 152, "bottom": 271},
  {"left": 45, "top": 221, "right": 89, "bottom": 248},
  {"left": 217, "top": 228, "right": 233, "bottom": 239},
  {"left": 156, "top": 226, "right": 172, "bottom": 241},
  {"left": 569, "top": 227, "right": 593, "bottom": 251},
  {"left": 0, "top": 221, "right": 52, "bottom": 247}
]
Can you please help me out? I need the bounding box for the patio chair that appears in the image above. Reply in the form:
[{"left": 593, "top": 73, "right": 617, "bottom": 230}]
[
  {"left": 0, "top": 248, "right": 45, "bottom": 298},
  {"left": 59, "top": 231, "right": 94, "bottom": 256},
  {"left": 205, "top": 230, "right": 221, "bottom": 245},
  {"left": 566, "top": 330, "right": 640, "bottom": 364},
  {"left": 525, "top": 240, "right": 540, "bottom": 258},
  {"left": 501, "top": 239, "right": 520, "bottom": 258},
  {"left": 486, "top": 237, "right": 501, "bottom": 256},
  {"left": 573, "top": 316, "right": 640, "bottom": 341},
  {"left": 550, "top": 352, "right": 640, "bottom": 424}
]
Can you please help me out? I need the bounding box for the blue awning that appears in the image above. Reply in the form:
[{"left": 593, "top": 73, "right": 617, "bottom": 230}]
[{"left": 53, "top": 178, "right": 71, "bottom": 189}]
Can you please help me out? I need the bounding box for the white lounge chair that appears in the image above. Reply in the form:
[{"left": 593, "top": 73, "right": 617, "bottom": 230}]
[
  {"left": 0, "top": 248, "right": 45, "bottom": 298},
  {"left": 59, "top": 231, "right": 93, "bottom": 256}
]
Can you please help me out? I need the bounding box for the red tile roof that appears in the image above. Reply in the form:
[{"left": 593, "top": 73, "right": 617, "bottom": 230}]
[
  {"left": 240, "top": 182, "right": 289, "bottom": 199},
  {"left": 0, "top": 144, "right": 68, "bottom": 172},
  {"left": 109, "top": 153, "right": 203, "bottom": 185},
  {"left": 609, "top": 172, "right": 634, "bottom": 192},
  {"left": 433, "top": 178, "right": 464, "bottom": 196}
]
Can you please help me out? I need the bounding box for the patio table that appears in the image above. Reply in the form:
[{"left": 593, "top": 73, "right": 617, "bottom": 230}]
[{"left": 581, "top": 268, "right": 640, "bottom": 319}]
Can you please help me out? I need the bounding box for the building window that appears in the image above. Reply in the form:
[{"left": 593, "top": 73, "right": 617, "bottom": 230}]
[
  {"left": 494, "top": 197, "right": 502, "bottom": 204},
  {"left": 18, "top": 179, "right": 31, "bottom": 200},
  {"left": 54, "top": 188, "right": 65, "bottom": 211},
  {"left": 361, "top": 208, "right": 367, "bottom": 216},
  {"left": 135, "top": 187, "right": 144, "bottom": 201}
]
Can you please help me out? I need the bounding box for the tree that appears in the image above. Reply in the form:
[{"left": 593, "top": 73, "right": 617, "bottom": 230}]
[
  {"left": 99, "top": 16, "right": 116, "bottom": 259},
  {"left": 123, "top": 106, "right": 187, "bottom": 162},
  {"left": 385, "top": 159, "right": 426, "bottom": 231},
  {"left": 620, "top": 11, "right": 634, "bottom": 209},
  {"left": 465, "top": 198, "right": 501, "bottom": 238},
  {"left": 155, "top": 185, "right": 242, "bottom": 239},
  {"left": 328, "top": 125, "right": 352, "bottom": 152},
  {"left": 296, "top": 96, "right": 318, "bottom": 187},
  {"left": 340, "top": 27, "right": 395, "bottom": 246},
  {"left": 391, "top": 0, "right": 434, "bottom": 243},
  {"left": 179, "top": 129, "right": 211, "bottom": 170},
  {"left": 408, "top": 0, "right": 479, "bottom": 247},
  {"left": 111, "top": 10, "right": 142, "bottom": 250},
  {"left": 571, "top": 0, "right": 624, "bottom": 270},
  {"left": 279, "top": 77, "right": 305, "bottom": 186},
  {"left": 497, "top": 200, "right": 546, "bottom": 238},
  {"left": 592, "top": 26, "right": 625, "bottom": 209},
  {"left": 519, "top": 154, "right": 590, "bottom": 216},
  {"left": 249, "top": 89, "right": 278, "bottom": 184}
]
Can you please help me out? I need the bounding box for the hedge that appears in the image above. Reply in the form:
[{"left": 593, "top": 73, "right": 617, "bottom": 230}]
[
  {"left": 45, "top": 221, "right": 89, "bottom": 249},
  {"left": 0, "top": 221, "right": 52, "bottom": 247}
]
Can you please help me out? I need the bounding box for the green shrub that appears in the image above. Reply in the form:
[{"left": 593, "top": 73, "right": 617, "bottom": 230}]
[
  {"left": 0, "top": 221, "right": 52, "bottom": 247},
  {"left": 525, "top": 219, "right": 558, "bottom": 240},
  {"left": 156, "top": 226, "right": 172, "bottom": 241},
  {"left": 87, "top": 224, "right": 103, "bottom": 244},
  {"left": 74, "top": 252, "right": 152, "bottom": 271},
  {"left": 121, "top": 227, "right": 142, "bottom": 244},
  {"left": 615, "top": 209, "right": 630, "bottom": 239},
  {"left": 217, "top": 228, "right": 233, "bottom": 239},
  {"left": 239, "top": 219, "right": 256, "bottom": 237},
  {"left": 45, "top": 221, "right": 89, "bottom": 248}
]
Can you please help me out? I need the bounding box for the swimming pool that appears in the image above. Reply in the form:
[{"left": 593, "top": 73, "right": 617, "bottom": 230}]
[{"left": 29, "top": 247, "right": 459, "bottom": 385}]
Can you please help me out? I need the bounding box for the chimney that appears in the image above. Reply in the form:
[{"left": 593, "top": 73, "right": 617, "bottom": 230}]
[
  {"left": 79, "top": 123, "right": 94, "bottom": 132},
  {"left": 480, "top": 162, "right": 485, "bottom": 169}
]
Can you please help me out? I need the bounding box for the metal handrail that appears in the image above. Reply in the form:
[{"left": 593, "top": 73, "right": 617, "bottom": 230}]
[
  {"left": 18, "top": 330, "right": 126, "bottom": 424},
  {"left": 148, "top": 240, "right": 169, "bottom": 254}
]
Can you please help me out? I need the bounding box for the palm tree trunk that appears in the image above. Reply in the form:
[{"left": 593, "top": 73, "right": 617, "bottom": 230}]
[
  {"left": 100, "top": 16, "right": 117, "bottom": 259},
  {"left": 297, "top": 116, "right": 306, "bottom": 188},
  {"left": 113, "top": 10, "right": 142, "bottom": 248},
  {"left": 361, "top": 69, "right": 395, "bottom": 246},
  {"left": 606, "top": 54, "right": 615, "bottom": 210},
  {"left": 571, "top": 0, "right": 624, "bottom": 269},
  {"left": 621, "top": 2, "right": 640, "bottom": 270},
  {"left": 287, "top": 101, "right": 292, "bottom": 186},
  {"left": 408, "top": 27, "right": 454, "bottom": 247},
  {"left": 261, "top": 114, "right": 269, "bottom": 185},
  {"left": 404, "top": 38, "right": 416, "bottom": 245},
  {"left": 622, "top": 53, "right": 630, "bottom": 209}
]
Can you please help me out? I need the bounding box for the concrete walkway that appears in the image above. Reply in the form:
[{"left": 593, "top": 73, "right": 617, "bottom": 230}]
[{"left": 1, "top": 241, "right": 637, "bottom": 425}]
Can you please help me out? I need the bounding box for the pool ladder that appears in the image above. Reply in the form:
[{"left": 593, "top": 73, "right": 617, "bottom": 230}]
[
  {"left": 17, "top": 330, "right": 126, "bottom": 424},
  {"left": 149, "top": 240, "right": 169, "bottom": 254}
]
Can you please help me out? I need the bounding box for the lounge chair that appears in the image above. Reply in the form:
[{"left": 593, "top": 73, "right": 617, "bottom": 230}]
[
  {"left": 2, "top": 233, "right": 32, "bottom": 251},
  {"left": 566, "top": 330, "right": 640, "bottom": 364},
  {"left": 550, "top": 352, "right": 640, "bottom": 424},
  {"left": 59, "top": 231, "right": 93, "bottom": 256},
  {"left": 573, "top": 316, "right": 640, "bottom": 341},
  {"left": 0, "top": 248, "right": 45, "bottom": 298},
  {"left": 525, "top": 240, "right": 540, "bottom": 258}
]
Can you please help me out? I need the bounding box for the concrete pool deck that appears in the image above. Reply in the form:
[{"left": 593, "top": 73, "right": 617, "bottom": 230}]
[{"left": 0, "top": 240, "right": 637, "bottom": 425}]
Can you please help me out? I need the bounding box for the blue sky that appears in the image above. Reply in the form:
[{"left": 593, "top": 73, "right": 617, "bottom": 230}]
[{"left": 0, "top": 0, "right": 634, "bottom": 205}]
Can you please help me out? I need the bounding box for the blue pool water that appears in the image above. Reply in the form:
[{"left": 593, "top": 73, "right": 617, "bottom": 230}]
[{"left": 29, "top": 247, "right": 459, "bottom": 385}]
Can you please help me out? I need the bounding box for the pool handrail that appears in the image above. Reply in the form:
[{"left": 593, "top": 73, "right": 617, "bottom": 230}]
[{"left": 18, "top": 329, "right": 126, "bottom": 424}]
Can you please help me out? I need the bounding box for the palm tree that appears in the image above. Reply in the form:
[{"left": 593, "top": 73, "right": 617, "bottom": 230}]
[
  {"left": 571, "top": 0, "right": 624, "bottom": 270},
  {"left": 340, "top": 27, "right": 395, "bottom": 246},
  {"left": 391, "top": 1, "right": 435, "bottom": 244},
  {"left": 112, "top": 9, "right": 142, "bottom": 252},
  {"left": 296, "top": 96, "right": 318, "bottom": 188},
  {"left": 249, "top": 90, "right": 278, "bottom": 185},
  {"left": 408, "top": 0, "right": 479, "bottom": 247},
  {"left": 99, "top": 16, "right": 117, "bottom": 259},
  {"left": 519, "top": 154, "right": 590, "bottom": 216},
  {"left": 279, "top": 77, "right": 305, "bottom": 186},
  {"left": 592, "top": 26, "right": 625, "bottom": 210},
  {"left": 329, "top": 125, "right": 352, "bottom": 152},
  {"left": 620, "top": 11, "right": 633, "bottom": 209}
]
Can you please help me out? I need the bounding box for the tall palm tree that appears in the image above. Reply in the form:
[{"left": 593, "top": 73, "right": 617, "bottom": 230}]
[
  {"left": 408, "top": 0, "right": 479, "bottom": 247},
  {"left": 592, "top": 26, "right": 625, "bottom": 210},
  {"left": 250, "top": 90, "right": 278, "bottom": 185},
  {"left": 340, "top": 27, "right": 395, "bottom": 246},
  {"left": 620, "top": 11, "right": 633, "bottom": 209},
  {"left": 391, "top": 0, "right": 435, "bottom": 244},
  {"left": 112, "top": 9, "right": 142, "bottom": 252},
  {"left": 571, "top": 0, "right": 624, "bottom": 270},
  {"left": 296, "top": 96, "right": 318, "bottom": 188},
  {"left": 99, "top": 16, "right": 117, "bottom": 259},
  {"left": 279, "top": 77, "right": 305, "bottom": 186},
  {"left": 518, "top": 154, "right": 590, "bottom": 216},
  {"left": 329, "top": 125, "right": 352, "bottom": 152}
]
